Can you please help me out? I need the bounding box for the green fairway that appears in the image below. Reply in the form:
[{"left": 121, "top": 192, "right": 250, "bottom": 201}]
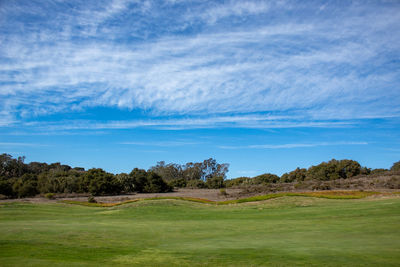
[{"left": 1, "top": 196, "right": 400, "bottom": 266}]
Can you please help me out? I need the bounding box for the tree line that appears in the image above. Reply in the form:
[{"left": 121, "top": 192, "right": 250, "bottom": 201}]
[
  {"left": 0, "top": 153, "right": 399, "bottom": 198},
  {"left": 0, "top": 154, "right": 229, "bottom": 198}
]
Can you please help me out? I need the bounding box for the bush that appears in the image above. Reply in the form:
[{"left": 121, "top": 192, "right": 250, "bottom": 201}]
[
  {"left": 281, "top": 168, "right": 307, "bottom": 183},
  {"left": 386, "top": 176, "right": 400, "bottom": 189},
  {"left": 219, "top": 188, "right": 228, "bottom": 196},
  {"left": 142, "top": 172, "right": 172, "bottom": 193},
  {"left": 186, "top": 179, "right": 206, "bottom": 189},
  {"left": 312, "top": 183, "right": 331, "bottom": 191},
  {"left": 88, "top": 196, "right": 97, "bottom": 203},
  {"left": 306, "top": 159, "right": 363, "bottom": 181},
  {"left": 206, "top": 176, "right": 225, "bottom": 189},
  {"left": 370, "top": 168, "right": 388, "bottom": 175},
  {"left": 82, "top": 168, "right": 122, "bottom": 196},
  {"left": 253, "top": 173, "right": 279, "bottom": 184},
  {"left": 13, "top": 178, "right": 38, "bottom": 198},
  {"left": 44, "top": 193, "right": 55, "bottom": 199},
  {"left": 168, "top": 178, "right": 187, "bottom": 188},
  {"left": 0, "top": 180, "right": 13, "bottom": 197},
  {"left": 225, "top": 177, "right": 251, "bottom": 187},
  {"left": 129, "top": 168, "right": 148, "bottom": 193},
  {"left": 390, "top": 161, "right": 400, "bottom": 172}
]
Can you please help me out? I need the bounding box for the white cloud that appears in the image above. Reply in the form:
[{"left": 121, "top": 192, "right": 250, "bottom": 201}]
[
  {"left": 0, "top": 142, "right": 48, "bottom": 147},
  {"left": 16, "top": 115, "right": 353, "bottom": 132},
  {"left": 119, "top": 141, "right": 200, "bottom": 146},
  {"left": 219, "top": 141, "right": 368, "bottom": 150},
  {"left": 0, "top": 0, "right": 399, "bottom": 126},
  {"left": 185, "top": 1, "right": 270, "bottom": 24}
]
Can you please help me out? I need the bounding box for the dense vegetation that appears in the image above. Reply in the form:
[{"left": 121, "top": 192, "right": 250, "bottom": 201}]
[
  {"left": 1, "top": 196, "right": 400, "bottom": 266},
  {"left": 0, "top": 153, "right": 399, "bottom": 198},
  {"left": 0, "top": 154, "right": 229, "bottom": 198}
]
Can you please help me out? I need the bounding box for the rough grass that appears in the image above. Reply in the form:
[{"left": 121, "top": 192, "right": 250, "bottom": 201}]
[
  {"left": 0, "top": 194, "right": 399, "bottom": 266},
  {"left": 58, "top": 190, "right": 384, "bottom": 207}
]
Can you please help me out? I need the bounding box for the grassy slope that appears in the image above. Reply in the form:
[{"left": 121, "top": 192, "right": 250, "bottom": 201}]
[
  {"left": 0, "top": 196, "right": 399, "bottom": 266},
  {"left": 59, "top": 191, "right": 387, "bottom": 207}
]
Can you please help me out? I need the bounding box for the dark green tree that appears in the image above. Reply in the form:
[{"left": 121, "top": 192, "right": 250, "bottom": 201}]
[
  {"left": 281, "top": 168, "right": 307, "bottom": 183},
  {"left": 391, "top": 161, "right": 400, "bottom": 172},
  {"left": 143, "top": 172, "right": 172, "bottom": 193},
  {"left": 253, "top": 173, "right": 279, "bottom": 184},
  {"left": 206, "top": 176, "right": 225, "bottom": 189}
]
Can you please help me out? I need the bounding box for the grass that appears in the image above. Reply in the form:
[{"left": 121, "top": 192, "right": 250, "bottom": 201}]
[
  {"left": 0, "top": 194, "right": 399, "bottom": 266},
  {"left": 58, "top": 190, "right": 385, "bottom": 207}
]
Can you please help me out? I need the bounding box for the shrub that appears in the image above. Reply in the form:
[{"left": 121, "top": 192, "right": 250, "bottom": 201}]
[
  {"left": 44, "top": 193, "right": 55, "bottom": 199},
  {"left": 253, "top": 173, "right": 279, "bottom": 184},
  {"left": 142, "top": 172, "right": 172, "bottom": 193},
  {"left": 168, "top": 178, "right": 187, "bottom": 188},
  {"left": 312, "top": 183, "right": 331, "bottom": 191},
  {"left": 83, "top": 168, "right": 122, "bottom": 196},
  {"left": 306, "top": 159, "right": 363, "bottom": 181},
  {"left": 370, "top": 168, "right": 388, "bottom": 175},
  {"left": 88, "top": 196, "right": 97, "bottom": 203},
  {"left": 13, "top": 178, "right": 38, "bottom": 198},
  {"left": 225, "top": 177, "right": 251, "bottom": 187},
  {"left": 129, "top": 168, "right": 148, "bottom": 193},
  {"left": 390, "top": 161, "right": 400, "bottom": 172},
  {"left": 0, "top": 180, "right": 13, "bottom": 197},
  {"left": 280, "top": 168, "right": 307, "bottom": 183},
  {"left": 219, "top": 188, "right": 228, "bottom": 196},
  {"left": 206, "top": 176, "right": 225, "bottom": 189},
  {"left": 186, "top": 179, "right": 206, "bottom": 189},
  {"left": 386, "top": 176, "right": 400, "bottom": 189}
]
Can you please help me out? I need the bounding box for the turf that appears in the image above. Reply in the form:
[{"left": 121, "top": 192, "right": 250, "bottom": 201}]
[{"left": 1, "top": 196, "right": 400, "bottom": 266}]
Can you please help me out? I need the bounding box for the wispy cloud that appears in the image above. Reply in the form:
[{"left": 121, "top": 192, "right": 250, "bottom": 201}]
[
  {"left": 15, "top": 114, "right": 355, "bottom": 132},
  {"left": 0, "top": 0, "right": 399, "bottom": 127},
  {"left": 219, "top": 141, "right": 368, "bottom": 150},
  {"left": 184, "top": 1, "right": 270, "bottom": 24},
  {"left": 0, "top": 142, "right": 48, "bottom": 147},
  {"left": 119, "top": 141, "right": 200, "bottom": 147}
]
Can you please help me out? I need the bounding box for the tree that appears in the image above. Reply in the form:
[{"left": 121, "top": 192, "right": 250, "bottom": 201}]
[
  {"left": 391, "top": 161, "right": 400, "bottom": 172},
  {"left": 281, "top": 168, "right": 307, "bottom": 183},
  {"left": 116, "top": 173, "right": 135, "bottom": 193},
  {"left": 129, "top": 168, "right": 148, "bottom": 193},
  {"left": 150, "top": 162, "right": 183, "bottom": 181},
  {"left": 143, "top": 172, "right": 172, "bottom": 193},
  {"left": 306, "top": 159, "right": 365, "bottom": 181},
  {"left": 253, "top": 173, "right": 279, "bottom": 184},
  {"left": 0, "top": 180, "right": 13, "bottom": 197},
  {"left": 183, "top": 162, "right": 203, "bottom": 180},
  {"left": 200, "top": 158, "right": 229, "bottom": 181},
  {"left": 81, "top": 168, "right": 121, "bottom": 196},
  {"left": 206, "top": 176, "right": 225, "bottom": 189},
  {"left": 0, "top": 153, "right": 27, "bottom": 178},
  {"left": 12, "top": 173, "right": 38, "bottom": 198}
]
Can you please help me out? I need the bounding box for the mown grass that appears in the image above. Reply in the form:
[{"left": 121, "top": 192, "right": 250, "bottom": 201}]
[{"left": 0, "top": 194, "right": 399, "bottom": 266}]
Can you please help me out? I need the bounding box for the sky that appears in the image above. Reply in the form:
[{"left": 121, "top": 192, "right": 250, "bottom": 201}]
[{"left": 0, "top": 0, "right": 399, "bottom": 178}]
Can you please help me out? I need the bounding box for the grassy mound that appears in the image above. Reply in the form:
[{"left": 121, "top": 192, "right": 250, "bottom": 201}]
[{"left": 58, "top": 190, "right": 386, "bottom": 207}]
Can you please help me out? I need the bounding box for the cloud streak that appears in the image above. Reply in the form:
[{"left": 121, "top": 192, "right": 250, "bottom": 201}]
[
  {"left": 0, "top": 142, "right": 48, "bottom": 147},
  {"left": 16, "top": 114, "right": 355, "bottom": 132},
  {"left": 219, "top": 141, "right": 368, "bottom": 150}
]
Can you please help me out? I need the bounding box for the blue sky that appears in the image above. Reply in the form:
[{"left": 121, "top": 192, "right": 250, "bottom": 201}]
[{"left": 0, "top": 0, "right": 399, "bottom": 178}]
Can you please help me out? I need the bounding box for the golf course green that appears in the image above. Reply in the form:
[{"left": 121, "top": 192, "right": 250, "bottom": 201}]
[{"left": 1, "top": 194, "right": 399, "bottom": 266}]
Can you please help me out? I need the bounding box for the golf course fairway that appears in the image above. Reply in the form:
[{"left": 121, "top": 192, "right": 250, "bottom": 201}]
[{"left": 1, "top": 195, "right": 399, "bottom": 266}]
